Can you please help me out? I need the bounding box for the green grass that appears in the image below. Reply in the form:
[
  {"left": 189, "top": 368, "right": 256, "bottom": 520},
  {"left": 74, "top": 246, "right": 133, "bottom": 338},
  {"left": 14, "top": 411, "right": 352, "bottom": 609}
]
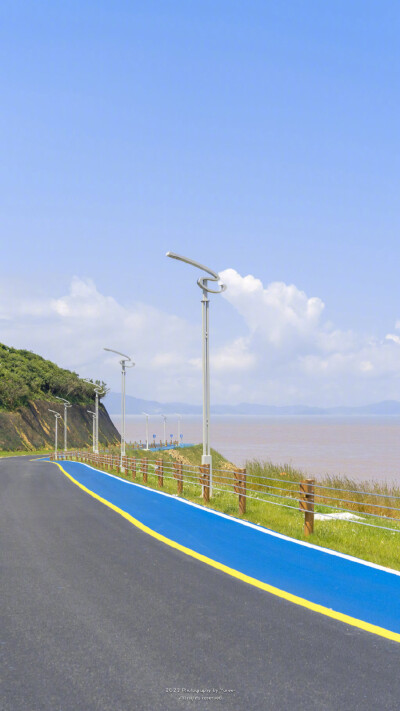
[
  {"left": 0, "top": 341, "right": 107, "bottom": 410},
  {"left": 0, "top": 448, "right": 52, "bottom": 458},
  {"left": 106, "top": 442, "right": 230, "bottom": 469},
  {"left": 66, "top": 447, "right": 400, "bottom": 571}
]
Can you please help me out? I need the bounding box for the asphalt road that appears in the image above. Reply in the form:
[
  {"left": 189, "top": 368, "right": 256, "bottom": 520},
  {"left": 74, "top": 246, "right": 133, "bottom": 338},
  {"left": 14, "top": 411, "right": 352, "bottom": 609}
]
[{"left": 2, "top": 457, "right": 400, "bottom": 711}]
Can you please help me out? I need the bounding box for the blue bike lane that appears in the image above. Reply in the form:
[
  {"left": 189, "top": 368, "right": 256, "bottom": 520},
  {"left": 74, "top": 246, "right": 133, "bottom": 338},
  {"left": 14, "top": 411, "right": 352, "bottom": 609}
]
[{"left": 52, "top": 459, "right": 400, "bottom": 643}]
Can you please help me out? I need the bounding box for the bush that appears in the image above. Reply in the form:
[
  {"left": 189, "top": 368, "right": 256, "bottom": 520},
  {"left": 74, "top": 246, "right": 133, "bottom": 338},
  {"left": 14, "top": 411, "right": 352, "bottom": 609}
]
[{"left": 0, "top": 343, "right": 107, "bottom": 410}]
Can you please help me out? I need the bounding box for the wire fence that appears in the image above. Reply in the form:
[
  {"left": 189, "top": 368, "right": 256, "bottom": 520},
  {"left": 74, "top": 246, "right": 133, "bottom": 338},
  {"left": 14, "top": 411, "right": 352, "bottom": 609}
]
[{"left": 51, "top": 450, "right": 400, "bottom": 537}]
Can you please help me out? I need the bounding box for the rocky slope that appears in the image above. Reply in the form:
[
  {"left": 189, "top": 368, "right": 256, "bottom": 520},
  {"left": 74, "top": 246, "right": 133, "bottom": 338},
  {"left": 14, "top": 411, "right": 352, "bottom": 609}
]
[
  {"left": 0, "top": 399, "right": 120, "bottom": 451},
  {"left": 0, "top": 343, "right": 120, "bottom": 450}
]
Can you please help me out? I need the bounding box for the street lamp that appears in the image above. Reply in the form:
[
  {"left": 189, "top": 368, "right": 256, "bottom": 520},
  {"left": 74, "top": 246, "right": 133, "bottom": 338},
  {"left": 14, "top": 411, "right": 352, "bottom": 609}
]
[
  {"left": 161, "top": 414, "right": 167, "bottom": 445},
  {"left": 48, "top": 409, "right": 62, "bottom": 459},
  {"left": 87, "top": 410, "right": 96, "bottom": 452},
  {"left": 83, "top": 380, "right": 106, "bottom": 454},
  {"left": 55, "top": 397, "right": 72, "bottom": 452},
  {"left": 94, "top": 385, "right": 109, "bottom": 453},
  {"left": 143, "top": 412, "right": 150, "bottom": 450},
  {"left": 104, "top": 348, "right": 134, "bottom": 472},
  {"left": 166, "top": 251, "right": 226, "bottom": 491}
]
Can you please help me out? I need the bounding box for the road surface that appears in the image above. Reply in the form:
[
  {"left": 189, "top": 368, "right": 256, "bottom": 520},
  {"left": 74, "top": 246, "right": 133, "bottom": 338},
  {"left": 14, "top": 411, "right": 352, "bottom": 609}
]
[{"left": 2, "top": 456, "right": 400, "bottom": 710}]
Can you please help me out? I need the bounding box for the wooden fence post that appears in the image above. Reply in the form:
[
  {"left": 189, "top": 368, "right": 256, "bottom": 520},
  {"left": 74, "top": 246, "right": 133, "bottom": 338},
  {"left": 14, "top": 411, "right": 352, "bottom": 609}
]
[
  {"left": 142, "top": 459, "right": 148, "bottom": 483},
  {"left": 199, "top": 464, "right": 210, "bottom": 503},
  {"left": 238, "top": 468, "right": 247, "bottom": 514},
  {"left": 174, "top": 462, "right": 183, "bottom": 496},
  {"left": 157, "top": 459, "right": 164, "bottom": 487},
  {"left": 178, "top": 463, "right": 183, "bottom": 496},
  {"left": 300, "top": 479, "right": 315, "bottom": 536},
  {"left": 132, "top": 456, "right": 136, "bottom": 480},
  {"left": 234, "top": 468, "right": 247, "bottom": 514}
]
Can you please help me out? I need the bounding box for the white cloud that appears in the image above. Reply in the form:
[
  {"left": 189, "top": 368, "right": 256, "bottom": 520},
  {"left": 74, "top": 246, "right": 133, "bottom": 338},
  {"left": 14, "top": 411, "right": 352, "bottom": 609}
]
[
  {"left": 220, "top": 269, "right": 325, "bottom": 349},
  {"left": 386, "top": 333, "right": 400, "bottom": 345},
  {"left": 0, "top": 277, "right": 200, "bottom": 400},
  {"left": 2, "top": 271, "right": 400, "bottom": 406},
  {"left": 217, "top": 268, "right": 400, "bottom": 404},
  {"left": 211, "top": 337, "right": 257, "bottom": 372}
]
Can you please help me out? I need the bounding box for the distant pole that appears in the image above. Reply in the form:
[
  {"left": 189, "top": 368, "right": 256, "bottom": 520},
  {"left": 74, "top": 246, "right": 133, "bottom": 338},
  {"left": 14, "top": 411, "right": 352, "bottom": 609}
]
[
  {"left": 55, "top": 416, "right": 58, "bottom": 458},
  {"left": 48, "top": 409, "right": 62, "bottom": 459},
  {"left": 55, "top": 397, "right": 72, "bottom": 451},
  {"left": 94, "top": 387, "right": 103, "bottom": 454},
  {"left": 104, "top": 348, "right": 134, "bottom": 473},
  {"left": 161, "top": 414, "right": 167, "bottom": 445},
  {"left": 87, "top": 411, "right": 96, "bottom": 452},
  {"left": 166, "top": 252, "right": 226, "bottom": 493},
  {"left": 143, "top": 412, "right": 150, "bottom": 450},
  {"left": 83, "top": 380, "right": 107, "bottom": 454},
  {"left": 177, "top": 414, "right": 182, "bottom": 445}
]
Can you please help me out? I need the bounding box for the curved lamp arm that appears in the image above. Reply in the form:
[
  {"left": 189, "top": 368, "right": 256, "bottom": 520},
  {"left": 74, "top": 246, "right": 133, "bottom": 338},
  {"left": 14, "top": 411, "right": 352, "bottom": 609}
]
[
  {"left": 83, "top": 379, "right": 107, "bottom": 396},
  {"left": 103, "top": 347, "right": 135, "bottom": 366},
  {"left": 55, "top": 396, "right": 72, "bottom": 408},
  {"left": 166, "top": 251, "right": 226, "bottom": 295}
]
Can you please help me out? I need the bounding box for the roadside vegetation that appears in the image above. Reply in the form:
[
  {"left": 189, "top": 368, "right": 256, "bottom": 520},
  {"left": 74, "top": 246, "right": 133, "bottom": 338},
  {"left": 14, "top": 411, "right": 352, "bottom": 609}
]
[
  {"left": 0, "top": 342, "right": 106, "bottom": 410},
  {"left": 0, "top": 448, "right": 52, "bottom": 458}
]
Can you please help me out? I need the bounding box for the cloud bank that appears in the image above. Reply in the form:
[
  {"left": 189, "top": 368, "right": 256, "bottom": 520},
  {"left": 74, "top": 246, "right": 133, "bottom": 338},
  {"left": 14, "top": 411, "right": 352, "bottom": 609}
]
[{"left": 1, "top": 271, "right": 400, "bottom": 406}]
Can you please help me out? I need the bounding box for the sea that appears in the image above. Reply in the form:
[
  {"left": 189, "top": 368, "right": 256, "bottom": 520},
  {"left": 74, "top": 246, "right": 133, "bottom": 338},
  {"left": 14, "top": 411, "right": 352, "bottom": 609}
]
[{"left": 110, "top": 414, "right": 400, "bottom": 485}]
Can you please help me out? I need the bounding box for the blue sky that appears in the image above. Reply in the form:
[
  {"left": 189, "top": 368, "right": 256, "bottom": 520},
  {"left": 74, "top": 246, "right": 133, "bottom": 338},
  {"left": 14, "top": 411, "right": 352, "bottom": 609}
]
[{"left": 0, "top": 1, "right": 399, "bottom": 406}]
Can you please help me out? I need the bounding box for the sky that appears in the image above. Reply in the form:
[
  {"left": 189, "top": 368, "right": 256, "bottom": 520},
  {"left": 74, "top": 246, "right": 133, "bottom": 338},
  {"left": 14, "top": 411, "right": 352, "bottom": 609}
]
[{"left": 0, "top": 1, "right": 399, "bottom": 406}]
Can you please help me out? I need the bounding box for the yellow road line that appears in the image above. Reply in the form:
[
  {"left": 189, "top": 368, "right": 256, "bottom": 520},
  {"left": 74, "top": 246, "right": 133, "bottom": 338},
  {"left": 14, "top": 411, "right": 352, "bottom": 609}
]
[{"left": 55, "top": 461, "right": 400, "bottom": 644}]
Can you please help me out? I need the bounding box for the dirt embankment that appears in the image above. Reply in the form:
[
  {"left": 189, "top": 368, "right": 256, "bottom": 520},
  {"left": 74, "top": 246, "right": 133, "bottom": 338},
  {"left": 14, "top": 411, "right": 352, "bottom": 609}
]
[{"left": 0, "top": 399, "right": 120, "bottom": 451}]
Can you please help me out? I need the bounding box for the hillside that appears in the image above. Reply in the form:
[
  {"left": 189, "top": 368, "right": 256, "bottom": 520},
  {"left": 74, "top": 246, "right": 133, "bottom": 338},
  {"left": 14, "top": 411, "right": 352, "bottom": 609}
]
[{"left": 0, "top": 343, "right": 120, "bottom": 450}]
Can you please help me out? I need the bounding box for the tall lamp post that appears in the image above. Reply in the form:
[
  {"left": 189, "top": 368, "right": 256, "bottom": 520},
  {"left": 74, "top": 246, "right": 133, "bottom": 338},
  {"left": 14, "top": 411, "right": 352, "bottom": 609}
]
[
  {"left": 48, "top": 409, "right": 62, "bottom": 459},
  {"left": 166, "top": 252, "right": 226, "bottom": 492},
  {"left": 55, "top": 397, "right": 72, "bottom": 452},
  {"left": 87, "top": 410, "right": 96, "bottom": 452},
  {"left": 83, "top": 380, "right": 106, "bottom": 454},
  {"left": 94, "top": 385, "right": 106, "bottom": 454},
  {"left": 104, "top": 348, "right": 134, "bottom": 472},
  {"left": 143, "top": 412, "right": 150, "bottom": 450}
]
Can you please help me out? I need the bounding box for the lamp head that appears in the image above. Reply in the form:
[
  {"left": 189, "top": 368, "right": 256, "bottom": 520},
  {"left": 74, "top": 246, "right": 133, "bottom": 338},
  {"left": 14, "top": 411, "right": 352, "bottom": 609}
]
[{"left": 166, "top": 251, "right": 226, "bottom": 294}]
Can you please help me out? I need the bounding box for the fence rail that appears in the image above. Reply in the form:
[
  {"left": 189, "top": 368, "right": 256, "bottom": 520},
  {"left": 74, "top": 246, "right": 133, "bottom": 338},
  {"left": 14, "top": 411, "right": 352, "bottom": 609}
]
[{"left": 50, "top": 450, "right": 400, "bottom": 537}]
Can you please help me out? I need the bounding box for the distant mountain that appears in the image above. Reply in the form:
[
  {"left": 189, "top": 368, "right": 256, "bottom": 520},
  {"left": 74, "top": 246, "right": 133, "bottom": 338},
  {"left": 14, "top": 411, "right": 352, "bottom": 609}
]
[
  {"left": 104, "top": 393, "right": 202, "bottom": 415},
  {"left": 103, "top": 393, "right": 400, "bottom": 417},
  {"left": 327, "top": 400, "right": 400, "bottom": 415}
]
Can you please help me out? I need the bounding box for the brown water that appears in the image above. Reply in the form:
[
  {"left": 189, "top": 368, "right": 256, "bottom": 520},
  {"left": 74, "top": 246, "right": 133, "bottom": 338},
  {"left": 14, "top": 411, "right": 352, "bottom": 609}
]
[{"left": 111, "top": 415, "right": 400, "bottom": 484}]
